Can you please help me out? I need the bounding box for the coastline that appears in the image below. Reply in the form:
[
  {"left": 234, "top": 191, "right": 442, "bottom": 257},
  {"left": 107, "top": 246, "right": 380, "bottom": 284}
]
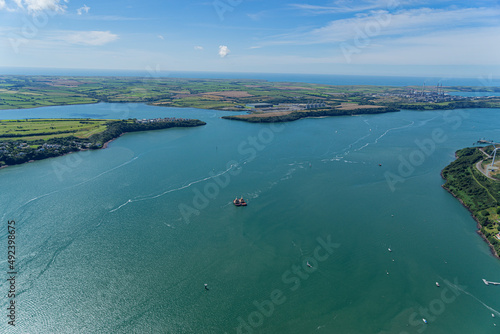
[
  {"left": 0, "top": 147, "right": 90, "bottom": 170},
  {"left": 441, "top": 167, "right": 500, "bottom": 259},
  {"left": 222, "top": 106, "right": 399, "bottom": 123},
  {"left": 1, "top": 132, "right": 132, "bottom": 170},
  {"left": 0, "top": 120, "right": 206, "bottom": 170},
  {"left": 102, "top": 133, "right": 124, "bottom": 149}
]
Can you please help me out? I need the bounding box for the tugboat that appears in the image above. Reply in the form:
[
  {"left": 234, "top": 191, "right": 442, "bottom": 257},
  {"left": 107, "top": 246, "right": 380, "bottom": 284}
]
[{"left": 233, "top": 197, "right": 247, "bottom": 207}]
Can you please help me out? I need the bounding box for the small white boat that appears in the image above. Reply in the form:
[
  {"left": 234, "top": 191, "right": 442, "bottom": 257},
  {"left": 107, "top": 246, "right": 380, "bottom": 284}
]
[
  {"left": 436, "top": 282, "right": 440, "bottom": 287},
  {"left": 422, "top": 318, "right": 427, "bottom": 324},
  {"left": 307, "top": 262, "right": 313, "bottom": 268},
  {"left": 388, "top": 248, "right": 392, "bottom": 252}
]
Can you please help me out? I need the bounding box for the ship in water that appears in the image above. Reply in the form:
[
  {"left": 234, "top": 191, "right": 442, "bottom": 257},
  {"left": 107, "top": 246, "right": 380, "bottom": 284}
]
[{"left": 233, "top": 197, "right": 247, "bottom": 206}]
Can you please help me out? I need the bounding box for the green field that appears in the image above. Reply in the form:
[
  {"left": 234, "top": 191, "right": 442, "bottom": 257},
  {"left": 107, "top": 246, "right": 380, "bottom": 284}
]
[
  {"left": 1, "top": 75, "right": 499, "bottom": 113},
  {"left": 0, "top": 119, "right": 112, "bottom": 141},
  {"left": 0, "top": 117, "right": 206, "bottom": 167},
  {"left": 442, "top": 147, "right": 500, "bottom": 256}
]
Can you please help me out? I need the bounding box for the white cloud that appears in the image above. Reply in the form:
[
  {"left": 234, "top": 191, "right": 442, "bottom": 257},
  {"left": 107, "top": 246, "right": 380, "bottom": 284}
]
[
  {"left": 158, "top": 35, "right": 164, "bottom": 40},
  {"left": 77, "top": 4, "right": 90, "bottom": 15},
  {"left": 13, "top": 0, "right": 23, "bottom": 9},
  {"left": 289, "top": 1, "right": 449, "bottom": 15},
  {"left": 74, "top": 15, "right": 145, "bottom": 21},
  {"left": 290, "top": 2, "right": 383, "bottom": 14},
  {"left": 0, "top": 0, "right": 69, "bottom": 12},
  {"left": 21, "top": 0, "right": 67, "bottom": 12},
  {"left": 60, "top": 31, "right": 119, "bottom": 46},
  {"left": 265, "top": 6, "right": 500, "bottom": 46},
  {"left": 247, "top": 11, "right": 268, "bottom": 20},
  {"left": 194, "top": 45, "right": 203, "bottom": 50},
  {"left": 218, "top": 45, "right": 230, "bottom": 57},
  {"left": 344, "top": 26, "right": 500, "bottom": 66}
]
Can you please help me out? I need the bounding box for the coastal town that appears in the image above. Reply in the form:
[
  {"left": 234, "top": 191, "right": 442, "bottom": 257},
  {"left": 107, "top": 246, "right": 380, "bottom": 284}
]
[{"left": 374, "top": 84, "right": 498, "bottom": 103}]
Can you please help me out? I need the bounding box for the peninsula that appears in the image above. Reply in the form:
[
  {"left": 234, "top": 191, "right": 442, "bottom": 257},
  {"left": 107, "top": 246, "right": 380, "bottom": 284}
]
[
  {"left": 441, "top": 145, "right": 500, "bottom": 257},
  {"left": 0, "top": 117, "right": 206, "bottom": 168}
]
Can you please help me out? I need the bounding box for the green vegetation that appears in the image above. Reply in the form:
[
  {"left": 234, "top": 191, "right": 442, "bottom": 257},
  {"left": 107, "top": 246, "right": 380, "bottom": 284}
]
[
  {"left": 442, "top": 147, "right": 500, "bottom": 257},
  {"left": 221, "top": 105, "right": 398, "bottom": 123},
  {"left": 0, "top": 119, "right": 110, "bottom": 141},
  {"left": 0, "top": 118, "right": 206, "bottom": 167},
  {"left": 1, "top": 75, "right": 499, "bottom": 114}
]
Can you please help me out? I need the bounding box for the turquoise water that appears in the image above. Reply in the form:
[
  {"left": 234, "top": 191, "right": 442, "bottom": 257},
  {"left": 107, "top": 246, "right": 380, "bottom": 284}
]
[{"left": 1, "top": 103, "right": 500, "bottom": 333}]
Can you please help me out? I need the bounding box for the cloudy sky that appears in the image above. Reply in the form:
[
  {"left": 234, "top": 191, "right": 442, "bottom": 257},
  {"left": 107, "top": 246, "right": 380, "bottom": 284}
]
[{"left": 1, "top": 0, "right": 499, "bottom": 77}]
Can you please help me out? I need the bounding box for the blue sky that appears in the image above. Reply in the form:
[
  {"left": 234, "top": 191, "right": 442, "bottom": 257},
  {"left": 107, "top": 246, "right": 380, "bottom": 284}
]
[{"left": 1, "top": 0, "right": 499, "bottom": 77}]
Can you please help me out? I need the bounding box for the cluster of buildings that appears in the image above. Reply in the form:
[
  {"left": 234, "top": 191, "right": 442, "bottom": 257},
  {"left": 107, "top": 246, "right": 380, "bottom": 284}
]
[
  {"left": 376, "top": 84, "right": 494, "bottom": 103},
  {"left": 0, "top": 142, "right": 28, "bottom": 155},
  {"left": 375, "top": 89, "right": 466, "bottom": 103},
  {"left": 0, "top": 140, "right": 93, "bottom": 159},
  {"left": 246, "top": 102, "right": 328, "bottom": 113}
]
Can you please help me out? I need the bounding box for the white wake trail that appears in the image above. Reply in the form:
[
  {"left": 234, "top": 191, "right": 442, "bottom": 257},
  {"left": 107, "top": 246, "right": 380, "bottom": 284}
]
[
  {"left": 109, "top": 163, "right": 238, "bottom": 213},
  {"left": 445, "top": 279, "right": 500, "bottom": 317},
  {"left": 21, "top": 156, "right": 140, "bottom": 208},
  {"left": 354, "top": 121, "right": 415, "bottom": 152}
]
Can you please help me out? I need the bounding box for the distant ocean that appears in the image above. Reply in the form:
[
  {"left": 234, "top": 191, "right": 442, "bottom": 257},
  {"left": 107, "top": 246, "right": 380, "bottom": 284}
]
[{"left": 0, "top": 67, "right": 496, "bottom": 87}]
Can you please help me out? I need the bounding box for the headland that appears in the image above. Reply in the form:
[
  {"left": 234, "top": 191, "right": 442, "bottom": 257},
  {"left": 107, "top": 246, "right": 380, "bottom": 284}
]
[{"left": 441, "top": 145, "right": 500, "bottom": 257}]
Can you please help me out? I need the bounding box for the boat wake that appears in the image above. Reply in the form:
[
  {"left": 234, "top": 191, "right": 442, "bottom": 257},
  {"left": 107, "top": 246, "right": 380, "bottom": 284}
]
[
  {"left": 443, "top": 277, "right": 500, "bottom": 317},
  {"left": 321, "top": 119, "right": 414, "bottom": 164},
  {"left": 23, "top": 156, "right": 140, "bottom": 208},
  {"left": 3, "top": 156, "right": 141, "bottom": 222},
  {"left": 416, "top": 114, "right": 440, "bottom": 127},
  {"left": 353, "top": 121, "right": 415, "bottom": 152},
  {"left": 109, "top": 162, "right": 239, "bottom": 213}
]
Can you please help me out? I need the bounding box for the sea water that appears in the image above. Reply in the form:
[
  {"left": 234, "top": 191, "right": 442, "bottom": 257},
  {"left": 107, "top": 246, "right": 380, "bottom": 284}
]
[{"left": 0, "top": 102, "right": 500, "bottom": 333}]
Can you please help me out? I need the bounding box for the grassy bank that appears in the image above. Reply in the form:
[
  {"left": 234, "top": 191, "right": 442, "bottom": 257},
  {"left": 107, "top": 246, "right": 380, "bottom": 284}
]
[
  {"left": 221, "top": 105, "right": 399, "bottom": 123},
  {"left": 0, "top": 119, "right": 110, "bottom": 141},
  {"left": 0, "top": 118, "right": 206, "bottom": 167},
  {"left": 442, "top": 146, "right": 500, "bottom": 257}
]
